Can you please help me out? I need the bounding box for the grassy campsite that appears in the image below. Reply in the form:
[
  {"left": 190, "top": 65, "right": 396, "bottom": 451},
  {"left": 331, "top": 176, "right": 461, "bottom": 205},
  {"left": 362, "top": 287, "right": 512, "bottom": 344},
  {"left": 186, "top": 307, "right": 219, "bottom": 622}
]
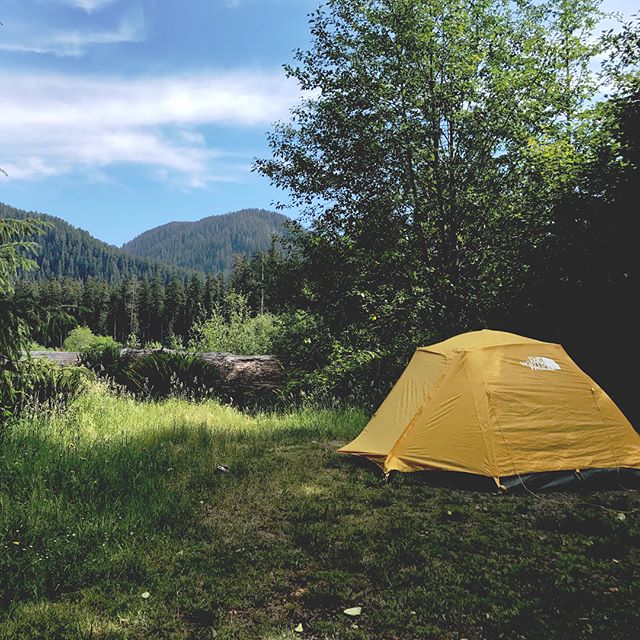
[
  {"left": 2, "top": 0, "right": 640, "bottom": 638},
  {"left": 2, "top": 385, "right": 640, "bottom": 640}
]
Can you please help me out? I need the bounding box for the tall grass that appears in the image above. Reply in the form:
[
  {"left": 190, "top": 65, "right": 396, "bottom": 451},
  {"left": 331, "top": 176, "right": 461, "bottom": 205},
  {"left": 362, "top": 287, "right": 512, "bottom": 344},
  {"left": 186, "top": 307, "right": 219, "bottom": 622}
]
[
  {"left": 1, "top": 358, "right": 90, "bottom": 426},
  {"left": 0, "top": 384, "right": 365, "bottom": 638}
]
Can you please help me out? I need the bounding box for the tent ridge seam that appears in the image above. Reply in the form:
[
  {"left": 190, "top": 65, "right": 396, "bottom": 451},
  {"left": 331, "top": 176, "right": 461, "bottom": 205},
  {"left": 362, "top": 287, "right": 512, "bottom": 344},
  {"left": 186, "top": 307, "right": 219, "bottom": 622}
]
[
  {"left": 462, "top": 352, "right": 496, "bottom": 476},
  {"left": 384, "top": 353, "right": 456, "bottom": 472}
]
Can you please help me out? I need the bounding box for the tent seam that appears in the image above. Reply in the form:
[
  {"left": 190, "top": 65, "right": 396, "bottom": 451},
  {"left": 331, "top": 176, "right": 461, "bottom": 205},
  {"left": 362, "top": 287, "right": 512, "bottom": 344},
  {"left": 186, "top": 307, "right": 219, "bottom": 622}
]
[
  {"left": 487, "top": 388, "right": 520, "bottom": 479},
  {"left": 417, "top": 341, "right": 562, "bottom": 355},
  {"left": 462, "top": 352, "right": 496, "bottom": 477},
  {"left": 384, "top": 353, "right": 458, "bottom": 472},
  {"left": 591, "top": 387, "right": 621, "bottom": 471}
]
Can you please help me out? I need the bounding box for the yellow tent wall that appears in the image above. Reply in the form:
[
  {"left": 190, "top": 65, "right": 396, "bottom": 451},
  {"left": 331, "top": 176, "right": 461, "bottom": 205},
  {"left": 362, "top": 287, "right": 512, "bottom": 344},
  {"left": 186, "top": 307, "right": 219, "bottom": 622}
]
[
  {"left": 337, "top": 349, "right": 448, "bottom": 466},
  {"left": 338, "top": 330, "right": 640, "bottom": 483}
]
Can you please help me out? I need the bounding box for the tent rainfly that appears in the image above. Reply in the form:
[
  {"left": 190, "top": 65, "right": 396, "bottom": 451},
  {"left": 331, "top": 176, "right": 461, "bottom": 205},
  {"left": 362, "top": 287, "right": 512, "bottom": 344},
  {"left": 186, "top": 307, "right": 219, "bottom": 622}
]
[{"left": 338, "top": 330, "right": 640, "bottom": 489}]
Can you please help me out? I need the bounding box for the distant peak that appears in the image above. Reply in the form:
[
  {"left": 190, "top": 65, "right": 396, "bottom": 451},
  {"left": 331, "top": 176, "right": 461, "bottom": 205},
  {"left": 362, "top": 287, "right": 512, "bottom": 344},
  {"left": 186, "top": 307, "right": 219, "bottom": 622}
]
[{"left": 121, "top": 208, "right": 293, "bottom": 275}]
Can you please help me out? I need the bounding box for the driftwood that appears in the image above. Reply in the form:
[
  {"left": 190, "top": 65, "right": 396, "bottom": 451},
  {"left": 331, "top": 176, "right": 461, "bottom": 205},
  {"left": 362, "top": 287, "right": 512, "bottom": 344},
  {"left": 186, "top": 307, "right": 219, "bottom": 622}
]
[{"left": 31, "top": 349, "right": 285, "bottom": 399}]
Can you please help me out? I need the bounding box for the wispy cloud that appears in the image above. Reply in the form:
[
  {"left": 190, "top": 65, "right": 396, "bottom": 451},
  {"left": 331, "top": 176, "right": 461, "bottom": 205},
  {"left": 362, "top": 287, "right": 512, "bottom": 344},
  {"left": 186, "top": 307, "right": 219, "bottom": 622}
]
[
  {"left": 0, "top": 70, "right": 299, "bottom": 185},
  {"left": 60, "top": 0, "right": 118, "bottom": 12},
  {"left": 0, "top": 7, "right": 144, "bottom": 57}
]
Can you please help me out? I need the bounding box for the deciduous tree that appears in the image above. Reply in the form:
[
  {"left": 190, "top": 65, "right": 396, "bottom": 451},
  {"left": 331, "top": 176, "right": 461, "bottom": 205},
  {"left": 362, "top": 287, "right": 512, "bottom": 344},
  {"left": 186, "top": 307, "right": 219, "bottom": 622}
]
[{"left": 256, "top": 0, "right": 602, "bottom": 354}]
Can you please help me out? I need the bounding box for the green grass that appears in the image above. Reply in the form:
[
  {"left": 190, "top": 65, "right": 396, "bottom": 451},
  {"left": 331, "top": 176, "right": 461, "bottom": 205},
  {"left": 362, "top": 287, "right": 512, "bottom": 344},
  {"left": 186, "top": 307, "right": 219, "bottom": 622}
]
[{"left": 1, "top": 385, "right": 640, "bottom": 639}]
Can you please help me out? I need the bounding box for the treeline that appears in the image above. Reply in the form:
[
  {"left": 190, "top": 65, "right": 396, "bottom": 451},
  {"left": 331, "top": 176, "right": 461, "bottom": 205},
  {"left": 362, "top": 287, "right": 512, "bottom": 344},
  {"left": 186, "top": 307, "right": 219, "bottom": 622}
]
[
  {"left": 18, "top": 274, "right": 224, "bottom": 348},
  {"left": 16, "top": 247, "right": 290, "bottom": 348},
  {"left": 0, "top": 203, "right": 193, "bottom": 283}
]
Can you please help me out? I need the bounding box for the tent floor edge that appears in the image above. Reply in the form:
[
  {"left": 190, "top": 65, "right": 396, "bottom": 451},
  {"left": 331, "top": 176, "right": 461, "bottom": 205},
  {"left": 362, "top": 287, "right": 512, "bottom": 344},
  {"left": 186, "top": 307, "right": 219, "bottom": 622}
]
[
  {"left": 500, "top": 467, "right": 640, "bottom": 492},
  {"left": 372, "top": 468, "right": 640, "bottom": 492}
]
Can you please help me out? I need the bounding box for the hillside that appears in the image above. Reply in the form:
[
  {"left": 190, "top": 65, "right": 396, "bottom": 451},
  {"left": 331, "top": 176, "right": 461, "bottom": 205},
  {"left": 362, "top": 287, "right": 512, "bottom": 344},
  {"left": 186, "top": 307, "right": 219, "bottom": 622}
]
[
  {"left": 0, "top": 202, "right": 194, "bottom": 283},
  {"left": 121, "top": 208, "right": 292, "bottom": 274}
]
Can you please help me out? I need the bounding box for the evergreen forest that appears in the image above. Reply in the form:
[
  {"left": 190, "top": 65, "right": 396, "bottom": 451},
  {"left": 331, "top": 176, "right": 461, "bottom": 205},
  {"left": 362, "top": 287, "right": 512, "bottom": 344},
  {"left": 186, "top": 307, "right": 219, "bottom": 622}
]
[
  {"left": 122, "top": 208, "right": 293, "bottom": 274},
  {"left": 0, "top": 203, "right": 193, "bottom": 283}
]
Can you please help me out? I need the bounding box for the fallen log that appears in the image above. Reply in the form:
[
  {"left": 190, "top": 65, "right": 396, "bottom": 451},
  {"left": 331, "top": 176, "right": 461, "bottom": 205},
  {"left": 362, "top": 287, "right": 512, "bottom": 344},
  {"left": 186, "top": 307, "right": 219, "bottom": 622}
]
[
  {"left": 30, "top": 351, "right": 80, "bottom": 366},
  {"left": 31, "top": 349, "right": 286, "bottom": 401},
  {"left": 122, "top": 349, "right": 285, "bottom": 399}
]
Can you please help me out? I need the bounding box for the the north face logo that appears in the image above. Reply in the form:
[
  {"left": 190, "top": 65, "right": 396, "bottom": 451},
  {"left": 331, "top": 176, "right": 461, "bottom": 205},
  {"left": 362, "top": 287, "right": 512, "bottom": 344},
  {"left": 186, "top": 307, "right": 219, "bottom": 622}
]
[{"left": 520, "top": 356, "right": 561, "bottom": 371}]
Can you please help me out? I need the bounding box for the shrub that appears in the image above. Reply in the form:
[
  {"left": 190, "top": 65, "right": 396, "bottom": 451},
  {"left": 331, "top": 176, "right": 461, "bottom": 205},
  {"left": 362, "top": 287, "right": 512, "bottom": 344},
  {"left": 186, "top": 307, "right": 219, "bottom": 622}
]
[
  {"left": 29, "top": 341, "right": 54, "bottom": 352},
  {"left": 79, "top": 341, "right": 123, "bottom": 382},
  {"left": 125, "top": 332, "right": 141, "bottom": 349},
  {"left": 270, "top": 310, "right": 332, "bottom": 394},
  {"left": 79, "top": 343, "right": 224, "bottom": 401},
  {"left": 270, "top": 310, "right": 332, "bottom": 372},
  {"left": 190, "top": 293, "right": 279, "bottom": 356},
  {"left": 63, "top": 326, "right": 120, "bottom": 352},
  {"left": 270, "top": 310, "right": 396, "bottom": 408},
  {"left": 124, "top": 351, "right": 225, "bottom": 400},
  {"left": 310, "top": 340, "right": 386, "bottom": 405},
  {"left": 0, "top": 358, "right": 90, "bottom": 425}
]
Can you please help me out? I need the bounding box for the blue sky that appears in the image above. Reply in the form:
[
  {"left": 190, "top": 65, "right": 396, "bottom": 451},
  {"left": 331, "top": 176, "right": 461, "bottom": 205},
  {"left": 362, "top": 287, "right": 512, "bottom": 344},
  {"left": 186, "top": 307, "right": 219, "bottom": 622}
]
[
  {"left": 0, "top": 0, "right": 317, "bottom": 245},
  {"left": 0, "top": 0, "right": 636, "bottom": 246}
]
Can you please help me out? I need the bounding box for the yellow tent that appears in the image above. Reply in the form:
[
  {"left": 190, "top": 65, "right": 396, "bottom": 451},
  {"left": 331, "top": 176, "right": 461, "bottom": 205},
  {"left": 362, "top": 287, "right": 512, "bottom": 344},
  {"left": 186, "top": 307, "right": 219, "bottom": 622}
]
[{"left": 338, "top": 330, "right": 640, "bottom": 487}]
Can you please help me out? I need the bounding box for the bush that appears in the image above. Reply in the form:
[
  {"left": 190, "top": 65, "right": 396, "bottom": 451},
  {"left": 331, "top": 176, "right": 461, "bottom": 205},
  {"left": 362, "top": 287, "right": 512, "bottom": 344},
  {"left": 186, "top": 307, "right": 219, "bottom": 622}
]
[
  {"left": 29, "top": 341, "right": 55, "bottom": 352},
  {"left": 79, "top": 341, "right": 123, "bottom": 382},
  {"left": 310, "top": 340, "right": 386, "bottom": 404},
  {"left": 189, "top": 293, "right": 279, "bottom": 355},
  {"left": 124, "top": 351, "right": 225, "bottom": 400},
  {"left": 79, "top": 343, "right": 225, "bottom": 401},
  {"left": 62, "top": 327, "right": 120, "bottom": 352},
  {"left": 270, "top": 310, "right": 332, "bottom": 394},
  {"left": 0, "top": 358, "right": 90, "bottom": 425},
  {"left": 270, "top": 310, "right": 397, "bottom": 408}
]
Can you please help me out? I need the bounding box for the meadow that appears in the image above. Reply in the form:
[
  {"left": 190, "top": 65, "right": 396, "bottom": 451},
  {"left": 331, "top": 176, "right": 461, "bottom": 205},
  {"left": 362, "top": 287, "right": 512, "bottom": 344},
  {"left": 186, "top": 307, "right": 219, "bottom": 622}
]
[{"left": 1, "top": 385, "right": 639, "bottom": 640}]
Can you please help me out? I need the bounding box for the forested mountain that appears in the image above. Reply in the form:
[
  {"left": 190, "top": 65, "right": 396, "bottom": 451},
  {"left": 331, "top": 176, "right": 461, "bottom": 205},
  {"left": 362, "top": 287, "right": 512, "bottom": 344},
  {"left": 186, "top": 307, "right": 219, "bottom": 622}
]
[
  {"left": 0, "top": 203, "right": 193, "bottom": 283},
  {"left": 121, "top": 209, "right": 292, "bottom": 274}
]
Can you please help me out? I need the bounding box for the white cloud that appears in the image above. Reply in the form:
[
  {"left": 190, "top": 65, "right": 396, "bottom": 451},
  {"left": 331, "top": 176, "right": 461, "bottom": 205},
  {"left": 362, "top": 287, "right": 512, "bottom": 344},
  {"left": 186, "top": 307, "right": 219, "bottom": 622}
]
[
  {"left": 0, "top": 8, "right": 144, "bottom": 57},
  {"left": 61, "top": 0, "right": 117, "bottom": 12},
  {"left": 0, "top": 70, "right": 300, "bottom": 185}
]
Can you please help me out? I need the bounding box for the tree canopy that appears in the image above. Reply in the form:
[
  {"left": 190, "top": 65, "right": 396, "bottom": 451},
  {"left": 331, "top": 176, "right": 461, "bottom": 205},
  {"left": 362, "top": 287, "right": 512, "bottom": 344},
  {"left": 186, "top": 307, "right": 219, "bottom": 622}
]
[
  {"left": 254, "top": 1, "right": 639, "bottom": 415},
  {"left": 257, "top": 0, "right": 602, "bottom": 347}
]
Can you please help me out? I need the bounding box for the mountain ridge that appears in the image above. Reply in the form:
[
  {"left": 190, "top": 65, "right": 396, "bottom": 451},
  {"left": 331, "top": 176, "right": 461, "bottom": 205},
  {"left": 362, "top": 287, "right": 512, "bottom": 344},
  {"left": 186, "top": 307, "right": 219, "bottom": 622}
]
[
  {"left": 1, "top": 202, "right": 196, "bottom": 283},
  {"left": 122, "top": 208, "right": 292, "bottom": 274},
  {"left": 1, "top": 203, "right": 292, "bottom": 281}
]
